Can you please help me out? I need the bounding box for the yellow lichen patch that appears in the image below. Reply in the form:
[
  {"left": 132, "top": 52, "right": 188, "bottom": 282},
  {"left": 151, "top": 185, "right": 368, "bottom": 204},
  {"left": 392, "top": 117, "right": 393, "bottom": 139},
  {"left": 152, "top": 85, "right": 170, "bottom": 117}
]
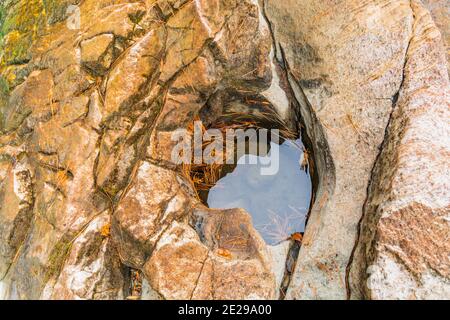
[
  {"left": 100, "top": 223, "right": 111, "bottom": 237},
  {"left": 5, "top": 68, "right": 16, "bottom": 83},
  {"left": 0, "top": 0, "right": 48, "bottom": 89}
]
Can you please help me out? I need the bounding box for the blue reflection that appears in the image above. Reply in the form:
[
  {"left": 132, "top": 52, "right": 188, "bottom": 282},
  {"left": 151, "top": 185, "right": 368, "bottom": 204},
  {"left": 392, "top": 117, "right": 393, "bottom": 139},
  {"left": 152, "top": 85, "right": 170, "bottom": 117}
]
[{"left": 207, "top": 139, "right": 312, "bottom": 245}]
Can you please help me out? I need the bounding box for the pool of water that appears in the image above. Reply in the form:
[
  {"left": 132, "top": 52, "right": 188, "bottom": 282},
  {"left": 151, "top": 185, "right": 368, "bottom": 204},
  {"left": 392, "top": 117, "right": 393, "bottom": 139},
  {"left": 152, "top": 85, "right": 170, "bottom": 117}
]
[{"left": 207, "top": 139, "right": 312, "bottom": 245}]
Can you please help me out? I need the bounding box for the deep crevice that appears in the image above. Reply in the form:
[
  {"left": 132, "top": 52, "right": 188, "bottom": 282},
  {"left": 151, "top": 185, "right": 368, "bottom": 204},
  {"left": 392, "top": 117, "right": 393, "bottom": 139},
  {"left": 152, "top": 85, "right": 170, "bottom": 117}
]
[
  {"left": 344, "top": 4, "right": 416, "bottom": 299},
  {"left": 259, "top": 0, "right": 332, "bottom": 299}
]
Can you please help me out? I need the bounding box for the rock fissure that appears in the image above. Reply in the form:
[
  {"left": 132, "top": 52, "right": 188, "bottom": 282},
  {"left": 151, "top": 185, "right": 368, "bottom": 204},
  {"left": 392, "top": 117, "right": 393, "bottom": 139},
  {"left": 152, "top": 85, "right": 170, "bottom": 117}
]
[
  {"left": 345, "top": 4, "right": 416, "bottom": 299},
  {"left": 258, "top": 0, "right": 320, "bottom": 298},
  {"left": 189, "top": 250, "right": 210, "bottom": 300},
  {"left": 348, "top": 0, "right": 450, "bottom": 299},
  {"left": 0, "top": 0, "right": 448, "bottom": 300}
]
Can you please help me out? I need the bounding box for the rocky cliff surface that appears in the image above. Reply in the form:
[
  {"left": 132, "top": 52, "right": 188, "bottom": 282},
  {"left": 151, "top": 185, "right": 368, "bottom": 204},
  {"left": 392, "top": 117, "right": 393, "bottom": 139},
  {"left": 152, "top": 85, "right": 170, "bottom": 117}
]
[{"left": 0, "top": 0, "right": 448, "bottom": 300}]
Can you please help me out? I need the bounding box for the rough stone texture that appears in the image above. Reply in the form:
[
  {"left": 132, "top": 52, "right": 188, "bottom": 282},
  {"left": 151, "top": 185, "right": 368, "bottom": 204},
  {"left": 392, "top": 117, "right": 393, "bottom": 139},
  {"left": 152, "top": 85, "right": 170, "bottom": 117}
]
[
  {"left": 0, "top": 0, "right": 281, "bottom": 300},
  {"left": 144, "top": 208, "right": 275, "bottom": 300},
  {"left": 45, "top": 212, "right": 126, "bottom": 300},
  {"left": 349, "top": 1, "right": 450, "bottom": 299},
  {"left": 268, "top": 241, "right": 290, "bottom": 299},
  {"left": 112, "top": 161, "right": 194, "bottom": 269},
  {"left": 265, "top": 0, "right": 413, "bottom": 299},
  {"left": 0, "top": 159, "right": 34, "bottom": 279},
  {"left": 80, "top": 33, "right": 115, "bottom": 76},
  {"left": 422, "top": 0, "right": 450, "bottom": 71},
  {"left": 0, "top": 0, "right": 449, "bottom": 300}
]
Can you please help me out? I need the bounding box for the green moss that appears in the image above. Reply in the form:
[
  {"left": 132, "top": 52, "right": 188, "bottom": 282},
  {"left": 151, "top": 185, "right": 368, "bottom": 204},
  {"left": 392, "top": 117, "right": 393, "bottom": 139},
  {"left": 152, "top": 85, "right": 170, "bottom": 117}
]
[
  {"left": 0, "top": 75, "right": 9, "bottom": 96},
  {"left": 0, "top": 75, "right": 9, "bottom": 115},
  {"left": 43, "top": 0, "right": 76, "bottom": 25},
  {"left": 0, "top": 4, "right": 6, "bottom": 43},
  {"left": 0, "top": 0, "right": 50, "bottom": 96},
  {"left": 44, "top": 234, "right": 73, "bottom": 283},
  {"left": 0, "top": 0, "right": 76, "bottom": 123}
]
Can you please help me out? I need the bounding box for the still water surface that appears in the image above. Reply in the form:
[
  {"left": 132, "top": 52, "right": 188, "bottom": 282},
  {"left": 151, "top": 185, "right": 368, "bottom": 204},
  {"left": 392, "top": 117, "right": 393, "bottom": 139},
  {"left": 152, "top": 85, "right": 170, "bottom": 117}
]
[{"left": 207, "top": 139, "right": 312, "bottom": 245}]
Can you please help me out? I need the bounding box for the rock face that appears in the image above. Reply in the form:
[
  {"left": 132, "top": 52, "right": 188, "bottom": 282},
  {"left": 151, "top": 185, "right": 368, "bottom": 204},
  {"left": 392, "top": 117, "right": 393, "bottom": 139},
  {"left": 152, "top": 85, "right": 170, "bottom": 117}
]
[
  {"left": 422, "top": 0, "right": 450, "bottom": 71},
  {"left": 265, "top": 0, "right": 449, "bottom": 299},
  {"left": 0, "top": 0, "right": 279, "bottom": 300},
  {"left": 265, "top": 0, "right": 412, "bottom": 299},
  {"left": 349, "top": 1, "right": 450, "bottom": 299},
  {"left": 0, "top": 0, "right": 449, "bottom": 300}
]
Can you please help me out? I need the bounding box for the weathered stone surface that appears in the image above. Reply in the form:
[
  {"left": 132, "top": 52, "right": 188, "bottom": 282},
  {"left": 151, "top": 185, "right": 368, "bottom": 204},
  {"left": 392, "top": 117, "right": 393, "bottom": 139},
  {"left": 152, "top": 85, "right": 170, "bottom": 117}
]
[
  {"left": 0, "top": 0, "right": 280, "bottom": 300},
  {"left": 2, "top": 69, "right": 54, "bottom": 132},
  {"left": 349, "top": 1, "right": 450, "bottom": 299},
  {"left": 144, "top": 221, "right": 210, "bottom": 300},
  {"left": 104, "top": 27, "right": 165, "bottom": 118},
  {"left": 147, "top": 53, "right": 218, "bottom": 165},
  {"left": 0, "top": 0, "right": 448, "bottom": 300},
  {"left": 0, "top": 160, "right": 34, "bottom": 279},
  {"left": 191, "top": 253, "right": 275, "bottom": 300},
  {"left": 46, "top": 212, "right": 126, "bottom": 300},
  {"left": 422, "top": 0, "right": 450, "bottom": 71},
  {"left": 191, "top": 207, "right": 276, "bottom": 300},
  {"left": 79, "top": 2, "right": 147, "bottom": 40},
  {"left": 80, "top": 33, "right": 114, "bottom": 76},
  {"left": 141, "top": 278, "right": 163, "bottom": 300},
  {"left": 113, "top": 161, "right": 194, "bottom": 269},
  {"left": 266, "top": 0, "right": 413, "bottom": 299},
  {"left": 268, "top": 241, "right": 291, "bottom": 299},
  {"left": 3, "top": 115, "right": 107, "bottom": 299},
  {"left": 145, "top": 208, "right": 276, "bottom": 300}
]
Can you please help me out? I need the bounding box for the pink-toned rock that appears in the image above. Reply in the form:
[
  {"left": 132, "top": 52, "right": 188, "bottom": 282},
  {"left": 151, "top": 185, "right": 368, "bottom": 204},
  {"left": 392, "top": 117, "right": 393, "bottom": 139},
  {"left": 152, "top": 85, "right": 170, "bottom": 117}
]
[
  {"left": 349, "top": 0, "right": 450, "bottom": 299},
  {"left": 143, "top": 222, "right": 210, "bottom": 300},
  {"left": 0, "top": 160, "right": 33, "bottom": 280},
  {"left": 1, "top": 0, "right": 448, "bottom": 301},
  {"left": 112, "top": 161, "right": 194, "bottom": 269},
  {"left": 190, "top": 208, "right": 276, "bottom": 300},
  {"left": 422, "top": 0, "right": 450, "bottom": 70},
  {"left": 266, "top": 0, "right": 413, "bottom": 299},
  {"left": 145, "top": 208, "right": 276, "bottom": 300},
  {"left": 46, "top": 212, "right": 125, "bottom": 300}
]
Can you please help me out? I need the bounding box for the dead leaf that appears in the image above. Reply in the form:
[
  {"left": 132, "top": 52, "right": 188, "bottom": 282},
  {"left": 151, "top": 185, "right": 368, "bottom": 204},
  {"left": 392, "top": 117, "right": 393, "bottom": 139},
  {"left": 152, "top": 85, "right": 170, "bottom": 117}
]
[
  {"left": 291, "top": 232, "right": 303, "bottom": 243},
  {"left": 217, "top": 248, "right": 232, "bottom": 259}
]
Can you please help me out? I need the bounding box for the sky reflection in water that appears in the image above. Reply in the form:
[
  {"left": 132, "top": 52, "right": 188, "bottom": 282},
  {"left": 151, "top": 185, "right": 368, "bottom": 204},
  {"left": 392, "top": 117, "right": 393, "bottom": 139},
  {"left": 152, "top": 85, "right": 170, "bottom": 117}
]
[{"left": 207, "top": 139, "right": 312, "bottom": 245}]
